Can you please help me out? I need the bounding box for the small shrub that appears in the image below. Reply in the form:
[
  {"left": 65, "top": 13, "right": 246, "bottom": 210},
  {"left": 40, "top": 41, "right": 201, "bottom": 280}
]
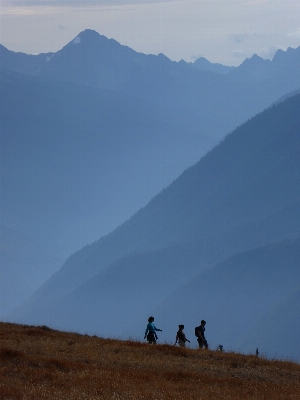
[{"left": 0, "top": 347, "right": 23, "bottom": 359}]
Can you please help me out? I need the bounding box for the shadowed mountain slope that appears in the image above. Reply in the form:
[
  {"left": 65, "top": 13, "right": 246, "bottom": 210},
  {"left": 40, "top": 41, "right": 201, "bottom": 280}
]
[
  {"left": 151, "top": 239, "right": 300, "bottom": 357},
  {"left": 8, "top": 94, "right": 300, "bottom": 358},
  {"left": 242, "top": 284, "right": 300, "bottom": 361},
  {"left": 272, "top": 88, "right": 300, "bottom": 106}
]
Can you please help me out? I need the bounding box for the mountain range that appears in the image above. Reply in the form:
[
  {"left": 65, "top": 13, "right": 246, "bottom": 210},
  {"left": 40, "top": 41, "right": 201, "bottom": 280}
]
[
  {"left": 1, "top": 30, "right": 300, "bottom": 356},
  {"left": 1, "top": 31, "right": 300, "bottom": 314},
  {"left": 8, "top": 91, "right": 300, "bottom": 361}
]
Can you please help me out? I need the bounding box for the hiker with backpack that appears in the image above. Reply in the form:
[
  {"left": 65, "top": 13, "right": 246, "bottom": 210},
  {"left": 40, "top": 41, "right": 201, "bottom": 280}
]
[
  {"left": 195, "top": 320, "right": 208, "bottom": 349},
  {"left": 144, "top": 316, "right": 162, "bottom": 344},
  {"left": 174, "top": 324, "right": 190, "bottom": 347}
]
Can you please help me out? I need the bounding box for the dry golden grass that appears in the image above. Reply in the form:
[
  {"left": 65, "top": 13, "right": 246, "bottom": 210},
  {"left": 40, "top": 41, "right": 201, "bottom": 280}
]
[{"left": 0, "top": 322, "right": 299, "bottom": 399}]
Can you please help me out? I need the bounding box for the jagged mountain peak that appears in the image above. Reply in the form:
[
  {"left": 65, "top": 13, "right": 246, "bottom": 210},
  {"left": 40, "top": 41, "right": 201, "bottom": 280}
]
[
  {"left": 240, "top": 53, "right": 270, "bottom": 67},
  {"left": 75, "top": 28, "right": 102, "bottom": 38},
  {"left": 191, "top": 56, "right": 235, "bottom": 74},
  {"left": 272, "top": 45, "right": 300, "bottom": 64},
  {"left": 59, "top": 29, "right": 122, "bottom": 53},
  {"left": 70, "top": 29, "right": 116, "bottom": 46},
  {"left": 227, "top": 46, "right": 300, "bottom": 81}
]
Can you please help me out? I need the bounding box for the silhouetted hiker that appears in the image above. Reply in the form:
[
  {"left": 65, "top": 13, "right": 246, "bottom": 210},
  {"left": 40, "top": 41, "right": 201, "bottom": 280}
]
[
  {"left": 174, "top": 324, "right": 190, "bottom": 347},
  {"left": 144, "top": 316, "right": 162, "bottom": 344},
  {"left": 256, "top": 348, "right": 259, "bottom": 356},
  {"left": 195, "top": 320, "right": 208, "bottom": 349}
]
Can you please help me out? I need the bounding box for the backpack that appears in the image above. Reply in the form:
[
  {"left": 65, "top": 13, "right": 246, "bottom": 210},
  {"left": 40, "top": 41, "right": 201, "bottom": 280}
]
[{"left": 195, "top": 326, "right": 199, "bottom": 337}]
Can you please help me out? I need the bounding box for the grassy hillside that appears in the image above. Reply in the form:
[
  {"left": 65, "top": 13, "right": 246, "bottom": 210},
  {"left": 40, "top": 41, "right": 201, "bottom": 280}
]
[{"left": 1, "top": 322, "right": 299, "bottom": 399}]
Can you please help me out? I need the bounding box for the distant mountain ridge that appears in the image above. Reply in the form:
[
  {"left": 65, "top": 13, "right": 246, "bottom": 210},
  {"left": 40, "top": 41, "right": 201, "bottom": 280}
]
[
  {"left": 228, "top": 46, "right": 300, "bottom": 81},
  {"left": 190, "top": 56, "right": 235, "bottom": 74},
  {"left": 0, "top": 43, "right": 53, "bottom": 75},
  {"left": 8, "top": 93, "right": 300, "bottom": 361}
]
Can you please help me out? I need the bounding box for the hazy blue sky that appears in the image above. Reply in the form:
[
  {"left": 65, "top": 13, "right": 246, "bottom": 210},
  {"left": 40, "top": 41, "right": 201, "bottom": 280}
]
[{"left": 1, "top": 0, "right": 300, "bottom": 65}]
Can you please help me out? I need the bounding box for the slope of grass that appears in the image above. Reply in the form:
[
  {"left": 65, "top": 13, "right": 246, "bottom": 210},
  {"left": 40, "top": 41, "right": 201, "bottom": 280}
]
[{"left": 0, "top": 322, "right": 299, "bottom": 399}]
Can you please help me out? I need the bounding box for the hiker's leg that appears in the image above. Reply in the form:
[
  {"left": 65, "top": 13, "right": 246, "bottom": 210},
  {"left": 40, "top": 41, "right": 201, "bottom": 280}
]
[{"left": 149, "top": 333, "right": 156, "bottom": 344}]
